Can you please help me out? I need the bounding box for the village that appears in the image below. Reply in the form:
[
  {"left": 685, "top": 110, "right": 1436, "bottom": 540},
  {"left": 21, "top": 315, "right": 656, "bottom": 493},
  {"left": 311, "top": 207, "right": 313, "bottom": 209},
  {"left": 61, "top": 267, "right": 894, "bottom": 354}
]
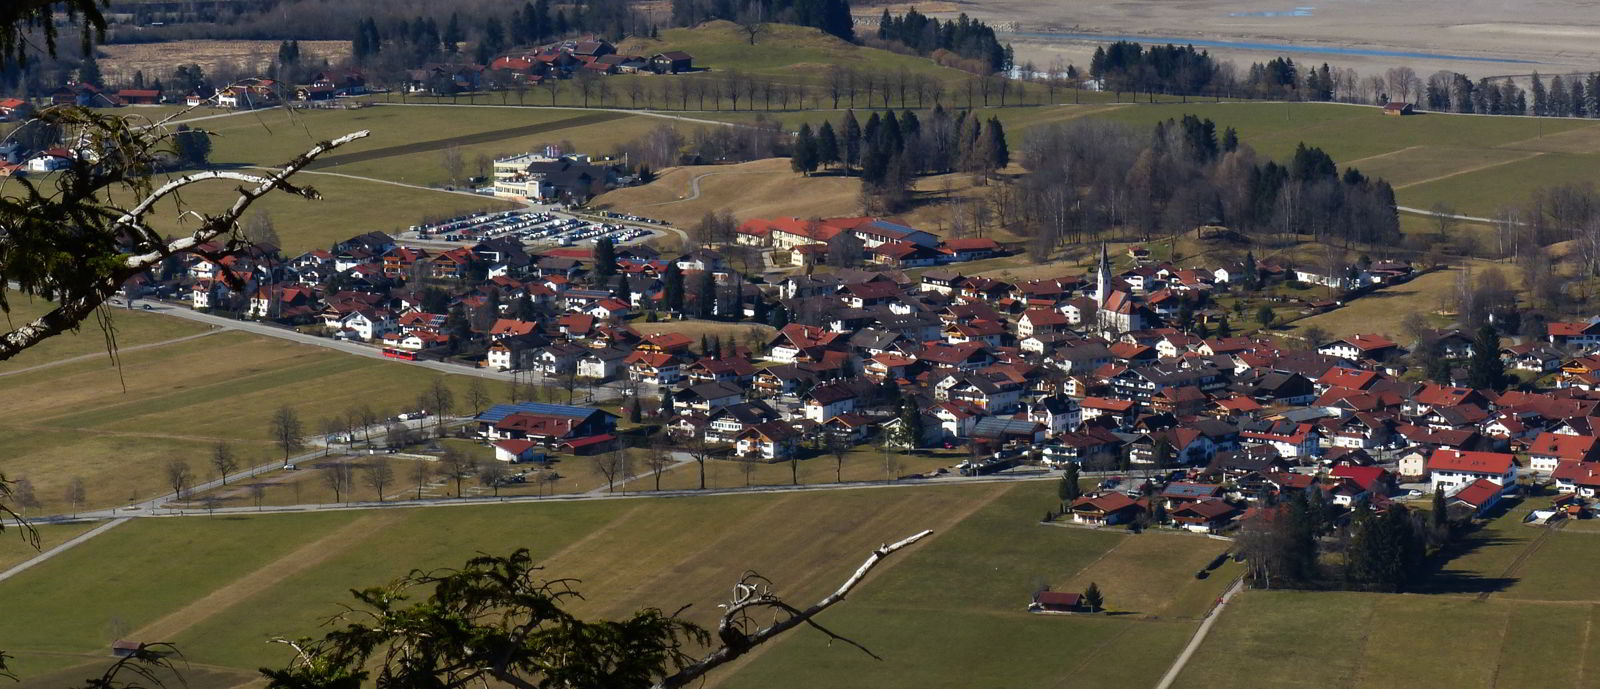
[{"left": 94, "top": 188, "right": 1600, "bottom": 544}]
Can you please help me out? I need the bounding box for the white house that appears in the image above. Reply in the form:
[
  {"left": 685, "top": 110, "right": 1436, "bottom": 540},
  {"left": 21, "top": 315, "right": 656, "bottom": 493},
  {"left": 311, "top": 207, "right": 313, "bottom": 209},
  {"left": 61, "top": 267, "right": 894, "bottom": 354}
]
[
  {"left": 1425, "top": 449, "right": 1516, "bottom": 494},
  {"left": 339, "top": 309, "right": 393, "bottom": 341}
]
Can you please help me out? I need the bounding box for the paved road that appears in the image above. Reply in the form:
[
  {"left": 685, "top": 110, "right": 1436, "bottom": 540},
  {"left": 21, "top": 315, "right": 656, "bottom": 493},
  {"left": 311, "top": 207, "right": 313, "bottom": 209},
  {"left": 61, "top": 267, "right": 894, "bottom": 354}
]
[{"left": 1155, "top": 576, "right": 1244, "bottom": 689}]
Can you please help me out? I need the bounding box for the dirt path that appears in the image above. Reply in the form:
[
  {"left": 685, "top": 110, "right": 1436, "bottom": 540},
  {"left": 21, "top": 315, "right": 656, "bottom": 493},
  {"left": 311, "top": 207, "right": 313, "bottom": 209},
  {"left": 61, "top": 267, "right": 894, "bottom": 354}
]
[
  {"left": 0, "top": 329, "right": 224, "bottom": 379},
  {"left": 0, "top": 518, "right": 129, "bottom": 584},
  {"left": 641, "top": 170, "right": 773, "bottom": 207},
  {"left": 1342, "top": 145, "right": 1423, "bottom": 168},
  {"left": 1153, "top": 576, "right": 1244, "bottom": 689},
  {"left": 307, "top": 111, "right": 628, "bottom": 170},
  {"left": 1476, "top": 521, "right": 1561, "bottom": 602},
  {"left": 128, "top": 512, "right": 396, "bottom": 642},
  {"left": 1392, "top": 151, "right": 1544, "bottom": 190}
]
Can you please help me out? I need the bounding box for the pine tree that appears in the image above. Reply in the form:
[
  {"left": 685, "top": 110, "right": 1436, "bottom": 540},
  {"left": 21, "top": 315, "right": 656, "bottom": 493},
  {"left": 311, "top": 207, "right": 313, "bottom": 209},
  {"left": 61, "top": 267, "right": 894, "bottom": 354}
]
[
  {"left": 444, "top": 13, "right": 462, "bottom": 53},
  {"left": 694, "top": 269, "right": 715, "bottom": 318},
  {"left": 593, "top": 237, "right": 617, "bottom": 278},
  {"left": 1082, "top": 581, "right": 1104, "bottom": 612},
  {"left": 663, "top": 264, "right": 684, "bottom": 313},
  {"left": 842, "top": 110, "right": 862, "bottom": 170},
  {"left": 985, "top": 117, "right": 1009, "bottom": 170},
  {"left": 790, "top": 123, "right": 818, "bottom": 176},
  {"left": 132, "top": 70, "right": 145, "bottom": 90},
  {"left": 627, "top": 398, "right": 642, "bottom": 424},
  {"left": 1467, "top": 325, "right": 1505, "bottom": 390},
  {"left": 1058, "top": 464, "right": 1081, "bottom": 506},
  {"left": 816, "top": 121, "right": 840, "bottom": 170},
  {"left": 1531, "top": 71, "right": 1547, "bottom": 116},
  {"left": 1222, "top": 126, "right": 1239, "bottom": 152},
  {"left": 77, "top": 51, "right": 101, "bottom": 87},
  {"left": 892, "top": 398, "right": 923, "bottom": 448}
]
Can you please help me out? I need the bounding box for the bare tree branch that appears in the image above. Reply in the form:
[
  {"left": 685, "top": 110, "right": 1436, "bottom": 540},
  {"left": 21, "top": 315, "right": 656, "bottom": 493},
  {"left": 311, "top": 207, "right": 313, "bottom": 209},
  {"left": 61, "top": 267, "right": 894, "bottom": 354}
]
[{"left": 653, "top": 529, "right": 933, "bottom": 689}]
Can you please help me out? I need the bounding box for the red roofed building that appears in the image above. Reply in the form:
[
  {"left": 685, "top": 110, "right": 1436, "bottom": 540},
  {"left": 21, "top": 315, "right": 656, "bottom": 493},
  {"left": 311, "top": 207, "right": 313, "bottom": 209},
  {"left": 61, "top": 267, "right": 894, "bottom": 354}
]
[
  {"left": 1426, "top": 449, "right": 1516, "bottom": 493},
  {"left": 1319, "top": 333, "right": 1401, "bottom": 361},
  {"left": 1448, "top": 478, "right": 1506, "bottom": 515},
  {"left": 1527, "top": 432, "right": 1600, "bottom": 474},
  {"left": 1552, "top": 460, "right": 1600, "bottom": 497},
  {"left": 1069, "top": 492, "right": 1144, "bottom": 526}
]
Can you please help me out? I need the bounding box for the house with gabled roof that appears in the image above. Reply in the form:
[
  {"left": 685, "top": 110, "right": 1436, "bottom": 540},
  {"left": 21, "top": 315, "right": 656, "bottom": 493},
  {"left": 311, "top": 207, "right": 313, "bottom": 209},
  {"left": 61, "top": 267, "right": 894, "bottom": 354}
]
[
  {"left": 1070, "top": 492, "right": 1144, "bottom": 526},
  {"left": 1527, "top": 432, "right": 1600, "bottom": 474},
  {"left": 1426, "top": 449, "right": 1516, "bottom": 493}
]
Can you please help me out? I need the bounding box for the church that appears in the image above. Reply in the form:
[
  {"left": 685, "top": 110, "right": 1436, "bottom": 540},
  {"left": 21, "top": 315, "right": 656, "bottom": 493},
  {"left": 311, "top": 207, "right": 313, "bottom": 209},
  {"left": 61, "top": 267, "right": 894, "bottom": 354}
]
[{"left": 1094, "top": 244, "right": 1147, "bottom": 334}]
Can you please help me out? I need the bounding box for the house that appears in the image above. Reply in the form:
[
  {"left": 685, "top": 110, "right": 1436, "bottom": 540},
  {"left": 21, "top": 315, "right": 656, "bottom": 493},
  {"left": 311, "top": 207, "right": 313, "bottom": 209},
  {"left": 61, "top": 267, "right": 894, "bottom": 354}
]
[
  {"left": 626, "top": 350, "right": 682, "bottom": 385},
  {"left": 1548, "top": 318, "right": 1600, "bottom": 348},
  {"left": 1169, "top": 499, "right": 1240, "bottom": 533},
  {"left": 736, "top": 421, "right": 801, "bottom": 460},
  {"left": 1319, "top": 334, "right": 1400, "bottom": 362},
  {"left": 675, "top": 381, "right": 745, "bottom": 413},
  {"left": 1527, "top": 432, "right": 1600, "bottom": 474},
  {"left": 1425, "top": 449, "right": 1516, "bottom": 493},
  {"left": 1069, "top": 492, "right": 1144, "bottom": 526},
  {"left": 803, "top": 383, "right": 858, "bottom": 422},
  {"left": 476, "top": 402, "right": 619, "bottom": 442},
  {"left": 651, "top": 51, "right": 694, "bottom": 73},
  {"left": 1551, "top": 460, "right": 1600, "bottom": 497},
  {"left": 578, "top": 347, "right": 630, "bottom": 380},
  {"left": 115, "top": 89, "right": 162, "bottom": 105},
  {"left": 492, "top": 439, "right": 544, "bottom": 463},
  {"left": 1449, "top": 478, "right": 1505, "bottom": 516}
]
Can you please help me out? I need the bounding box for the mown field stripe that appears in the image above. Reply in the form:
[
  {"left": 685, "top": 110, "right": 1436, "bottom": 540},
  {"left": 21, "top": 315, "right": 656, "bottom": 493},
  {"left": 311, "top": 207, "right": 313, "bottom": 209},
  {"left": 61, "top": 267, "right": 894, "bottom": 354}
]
[{"left": 307, "top": 111, "right": 628, "bottom": 170}]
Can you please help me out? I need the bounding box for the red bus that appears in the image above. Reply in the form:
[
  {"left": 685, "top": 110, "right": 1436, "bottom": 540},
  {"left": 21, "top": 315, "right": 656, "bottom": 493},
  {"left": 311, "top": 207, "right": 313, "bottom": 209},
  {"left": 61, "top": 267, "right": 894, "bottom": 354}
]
[{"left": 382, "top": 347, "right": 417, "bottom": 361}]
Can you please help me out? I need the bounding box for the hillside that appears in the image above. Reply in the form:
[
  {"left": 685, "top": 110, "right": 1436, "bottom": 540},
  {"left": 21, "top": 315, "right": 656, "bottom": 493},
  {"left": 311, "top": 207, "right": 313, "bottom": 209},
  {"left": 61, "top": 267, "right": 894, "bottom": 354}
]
[{"left": 618, "top": 20, "right": 974, "bottom": 85}]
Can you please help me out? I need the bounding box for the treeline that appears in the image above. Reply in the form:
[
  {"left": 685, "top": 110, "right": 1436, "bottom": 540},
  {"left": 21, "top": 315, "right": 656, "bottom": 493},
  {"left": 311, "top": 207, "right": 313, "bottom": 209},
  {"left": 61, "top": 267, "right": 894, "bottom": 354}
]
[
  {"left": 615, "top": 118, "right": 785, "bottom": 170},
  {"left": 872, "top": 10, "right": 1009, "bottom": 74},
  {"left": 1089, "top": 41, "right": 1219, "bottom": 98},
  {"left": 351, "top": 0, "right": 647, "bottom": 67},
  {"left": 789, "top": 107, "right": 1007, "bottom": 212},
  {"left": 1237, "top": 491, "right": 1439, "bottom": 592},
  {"left": 670, "top": 0, "right": 853, "bottom": 41},
  {"left": 1014, "top": 116, "right": 1399, "bottom": 257},
  {"left": 1424, "top": 70, "right": 1600, "bottom": 117}
]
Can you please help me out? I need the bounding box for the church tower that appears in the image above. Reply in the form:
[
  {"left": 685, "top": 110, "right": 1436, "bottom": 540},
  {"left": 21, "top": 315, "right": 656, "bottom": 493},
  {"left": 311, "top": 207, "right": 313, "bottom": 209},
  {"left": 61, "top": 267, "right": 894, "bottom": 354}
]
[{"left": 1095, "top": 243, "right": 1111, "bottom": 310}]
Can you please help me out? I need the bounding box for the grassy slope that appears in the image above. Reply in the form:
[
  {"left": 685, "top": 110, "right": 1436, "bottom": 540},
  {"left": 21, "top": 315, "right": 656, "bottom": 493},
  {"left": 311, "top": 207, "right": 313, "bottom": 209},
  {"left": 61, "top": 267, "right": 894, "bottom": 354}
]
[
  {"left": 0, "top": 331, "right": 495, "bottom": 513},
  {"left": 619, "top": 21, "right": 972, "bottom": 85},
  {"left": 0, "top": 481, "right": 1235, "bottom": 689},
  {"left": 0, "top": 299, "right": 212, "bottom": 370}
]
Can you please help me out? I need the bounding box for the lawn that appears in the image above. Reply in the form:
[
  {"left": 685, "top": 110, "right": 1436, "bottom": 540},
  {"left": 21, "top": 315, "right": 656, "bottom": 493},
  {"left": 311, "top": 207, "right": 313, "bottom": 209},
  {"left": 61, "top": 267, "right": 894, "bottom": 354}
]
[
  {"left": 1285, "top": 268, "right": 1463, "bottom": 341},
  {"left": 0, "top": 298, "right": 214, "bottom": 371},
  {"left": 592, "top": 158, "right": 865, "bottom": 228},
  {"left": 0, "top": 481, "right": 1235, "bottom": 689},
  {"left": 0, "top": 520, "right": 103, "bottom": 572},
  {"left": 0, "top": 331, "right": 501, "bottom": 514}
]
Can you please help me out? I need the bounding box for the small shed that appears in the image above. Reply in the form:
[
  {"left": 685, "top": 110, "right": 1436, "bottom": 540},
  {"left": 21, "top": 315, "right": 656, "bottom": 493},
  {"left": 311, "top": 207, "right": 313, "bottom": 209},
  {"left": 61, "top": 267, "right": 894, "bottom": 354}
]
[
  {"left": 493, "top": 438, "right": 545, "bottom": 463},
  {"left": 1382, "top": 102, "right": 1414, "bottom": 116},
  {"left": 1030, "top": 590, "right": 1084, "bottom": 613},
  {"left": 111, "top": 640, "right": 143, "bottom": 657}
]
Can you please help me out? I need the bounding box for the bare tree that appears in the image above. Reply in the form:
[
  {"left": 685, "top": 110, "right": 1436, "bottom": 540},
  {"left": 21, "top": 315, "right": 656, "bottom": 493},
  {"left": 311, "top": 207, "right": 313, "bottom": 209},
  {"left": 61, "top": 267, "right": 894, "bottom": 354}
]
[
  {"left": 320, "top": 416, "right": 345, "bottom": 456},
  {"left": 249, "top": 483, "right": 267, "bottom": 510},
  {"left": 737, "top": 7, "right": 767, "bottom": 45},
  {"left": 63, "top": 476, "right": 86, "bottom": 514},
  {"left": 426, "top": 378, "right": 456, "bottom": 436},
  {"left": 441, "top": 143, "right": 465, "bottom": 187},
  {"left": 269, "top": 404, "right": 305, "bottom": 465},
  {"left": 243, "top": 209, "right": 280, "bottom": 247},
  {"left": 410, "top": 460, "right": 434, "bottom": 500},
  {"left": 322, "top": 460, "right": 355, "bottom": 503},
  {"left": 645, "top": 440, "right": 674, "bottom": 491},
  {"left": 827, "top": 432, "right": 849, "bottom": 483},
  {"left": 165, "top": 459, "right": 194, "bottom": 499},
  {"left": 739, "top": 457, "right": 758, "bottom": 486},
  {"left": 440, "top": 447, "right": 474, "bottom": 497},
  {"left": 356, "top": 404, "right": 380, "bottom": 445},
  {"left": 590, "top": 449, "right": 629, "bottom": 493},
  {"left": 466, "top": 378, "right": 491, "bottom": 417},
  {"left": 365, "top": 457, "right": 395, "bottom": 502},
  {"left": 210, "top": 441, "right": 239, "bottom": 484},
  {"left": 477, "top": 458, "right": 509, "bottom": 496}
]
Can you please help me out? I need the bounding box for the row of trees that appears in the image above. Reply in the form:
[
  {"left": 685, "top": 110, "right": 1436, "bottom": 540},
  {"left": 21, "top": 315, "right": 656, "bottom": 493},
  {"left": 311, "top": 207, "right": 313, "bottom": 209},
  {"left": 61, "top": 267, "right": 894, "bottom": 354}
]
[
  {"left": 1013, "top": 117, "right": 1399, "bottom": 259},
  {"left": 671, "top": 0, "right": 854, "bottom": 41},
  {"left": 1090, "top": 41, "right": 1219, "bottom": 99},
  {"left": 1237, "top": 491, "right": 1431, "bottom": 592},
  {"left": 789, "top": 107, "right": 1007, "bottom": 212},
  {"left": 873, "top": 10, "right": 1010, "bottom": 74}
]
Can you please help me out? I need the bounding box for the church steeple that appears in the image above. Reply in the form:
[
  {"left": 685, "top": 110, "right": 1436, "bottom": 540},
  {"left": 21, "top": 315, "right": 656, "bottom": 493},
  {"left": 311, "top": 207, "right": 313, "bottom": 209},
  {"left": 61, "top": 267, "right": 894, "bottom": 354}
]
[{"left": 1095, "top": 242, "right": 1111, "bottom": 309}]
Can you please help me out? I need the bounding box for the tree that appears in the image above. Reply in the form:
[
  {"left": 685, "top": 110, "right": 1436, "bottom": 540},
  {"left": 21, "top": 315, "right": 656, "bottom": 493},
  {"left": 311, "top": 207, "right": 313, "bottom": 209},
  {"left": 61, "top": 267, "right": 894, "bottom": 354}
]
[
  {"left": 165, "top": 459, "right": 193, "bottom": 499},
  {"left": 1082, "top": 581, "right": 1104, "bottom": 612},
  {"left": 442, "top": 143, "right": 466, "bottom": 187},
  {"left": 249, "top": 483, "right": 268, "bottom": 510},
  {"left": 426, "top": 377, "right": 456, "bottom": 436},
  {"left": 790, "top": 123, "right": 818, "bottom": 176},
  {"left": 63, "top": 476, "right": 86, "bottom": 514},
  {"left": 410, "top": 460, "right": 434, "bottom": 500},
  {"left": 269, "top": 404, "right": 305, "bottom": 464},
  {"left": 826, "top": 431, "right": 849, "bottom": 483},
  {"left": 172, "top": 124, "right": 212, "bottom": 168},
  {"left": 645, "top": 440, "right": 674, "bottom": 491},
  {"left": 594, "top": 237, "right": 617, "bottom": 278},
  {"left": 591, "top": 449, "right": 629, "bottom": 493},
  {"left": 322, "top": 460, "right": 355, "bottom": 503},
  {"left": 477, "top": 458, "right": 508, "bottom": 496},
  {"left": 440, "top": 447, "right": 473, "bottom": 498},
  {"left": 210, "top": 441, "right": 239, "bottom": 485},
  {"left": 465, "top": 378, "right": 491, "bottom": 417},
  {"left": 628, "top": 398, "right": 643, "bottom": 424},
  {"left": 1255, "top": 304, "right": 1276, "bottom": 330},
  {"left": 664, "top": 264, "right": 685, "bottom": 313},
  {"left": 365, "top": 458, "right": 395, "bottom": 502},
  {"left": 1058, "top": 464, "right": 1081, "bottom": 507},
  {"left": 1467, "top": 324, "right": 1506, "bottom": 390},
  {"left": 889, "top": 399, "right": 923, "bottom": 449},
  {"left": 243, "top": 210, "right": 280, "bottom": 248}
]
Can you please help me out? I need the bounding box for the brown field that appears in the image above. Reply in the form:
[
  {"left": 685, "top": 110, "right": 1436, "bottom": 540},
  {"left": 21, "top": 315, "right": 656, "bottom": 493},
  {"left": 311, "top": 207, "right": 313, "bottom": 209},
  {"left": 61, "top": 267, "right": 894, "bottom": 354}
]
[
  {"left": 592, "top": 158, "right": 863, "bottom": 226},
  {"left": 98, "top": 40, "right": 350, "bottom": 84}
]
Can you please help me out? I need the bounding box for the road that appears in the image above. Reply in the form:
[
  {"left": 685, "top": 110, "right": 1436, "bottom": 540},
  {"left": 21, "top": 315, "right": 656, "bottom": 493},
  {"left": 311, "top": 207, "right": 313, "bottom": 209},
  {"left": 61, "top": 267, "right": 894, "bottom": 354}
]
[
  {"left": 379, "top": 102, "right": 744, "bottom": 129},
  {"left": 1154, "top": 576, "right": 1244, "bottom": 689},
  {"left": 1396, "top": 205, "right": 1497, "bottom": 224},
  {"left": 0, "top": 518, "right": 130, "bottom": 584}
]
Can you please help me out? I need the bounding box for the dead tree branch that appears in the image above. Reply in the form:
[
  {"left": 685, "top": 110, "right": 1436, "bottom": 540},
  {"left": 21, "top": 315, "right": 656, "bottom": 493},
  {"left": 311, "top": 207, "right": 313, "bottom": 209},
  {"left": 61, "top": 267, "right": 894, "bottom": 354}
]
[{"left": 653, "top": 529, "right": 933, "bottom": 689}]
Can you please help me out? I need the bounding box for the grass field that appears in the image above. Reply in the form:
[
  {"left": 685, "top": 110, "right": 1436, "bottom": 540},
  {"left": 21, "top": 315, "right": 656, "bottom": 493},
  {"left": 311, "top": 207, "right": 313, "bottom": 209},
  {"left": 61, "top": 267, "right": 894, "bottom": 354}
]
[
  {"left": 593, "top": 158, "right": 866, "bottom": 227},
  {"left": 0, "top": 330, "right": 497, "bottom": 514},
  {"left": 0, "top": 299, "right": 214, "bottom": 371},
  {"left": 0, "top": 480, "right": 1236, "bottom": 689},
  {"left": 0, "top": 521, "right": 101, "bottom": 572}
]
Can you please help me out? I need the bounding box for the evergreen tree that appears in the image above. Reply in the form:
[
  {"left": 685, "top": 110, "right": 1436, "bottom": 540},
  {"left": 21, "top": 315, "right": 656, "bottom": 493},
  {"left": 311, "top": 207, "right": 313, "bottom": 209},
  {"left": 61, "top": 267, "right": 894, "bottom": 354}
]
[
  {"left": 444, "top": 13, "right": 463, "bottom": 53},
  {"left": 627, "top": 398, "right": 642, "bottom": 424},
  {"left": 131, "top": 69, "right": 144, "bottom": 90},
  {"left": 77, "top": 51, "right": 101, "bottom": 86},
  {"left": 1283, "top": 491, "right": 1319, "bottom": 584},
  {"left": 766, "top": 301, "right": 789, "bottom": 328},
  {"left": 1467, "top": 325, "right": 1505, "bottom": 390},
  {"left": 663, "top": 264, "right": 685, "bottom": 313},
  {"left": 514, "top": 294, "right": 536, "bottom": 321},
  {"left": 1058, "top": 464, "right": 1081, "bottom": 506},
  {"left": 842, "top": 110, "right": 862, "bottom": 169},
  {"left": 892, "top": 398, "right": 923, "bottom": 448},
  {"left": 593, "top": 237, "right": 617, "bottom": 278},
  {"left": 1082, "top": 582, "right": 1104, "bottom": 612},
  {"left": 985, "top": 117, "right": 1009, "bottom": 170},
  {"left": 694, "top": 269, "right": 715, "bottom": 318},
  {"left": 1222, "top": 126, "right": 1239, "bottom": 152},
  {"left": 816, "top": 121, "right": 839, "bottom": 169},
  {"left": 1531, "top": 71, "right": 1547, "bottom": 116},
  {"left": 1429, "top": 484, "right": 1449, "bottom": 536},
  {"left": 790, "top": 122, "right": 818, "bottom": 176}
]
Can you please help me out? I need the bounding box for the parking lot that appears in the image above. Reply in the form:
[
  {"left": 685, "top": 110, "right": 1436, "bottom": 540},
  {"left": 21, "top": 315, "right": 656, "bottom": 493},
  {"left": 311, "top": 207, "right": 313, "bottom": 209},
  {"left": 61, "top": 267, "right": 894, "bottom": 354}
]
[{"left": 401, "top": 209, "right": 657, "bottom": 248}]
